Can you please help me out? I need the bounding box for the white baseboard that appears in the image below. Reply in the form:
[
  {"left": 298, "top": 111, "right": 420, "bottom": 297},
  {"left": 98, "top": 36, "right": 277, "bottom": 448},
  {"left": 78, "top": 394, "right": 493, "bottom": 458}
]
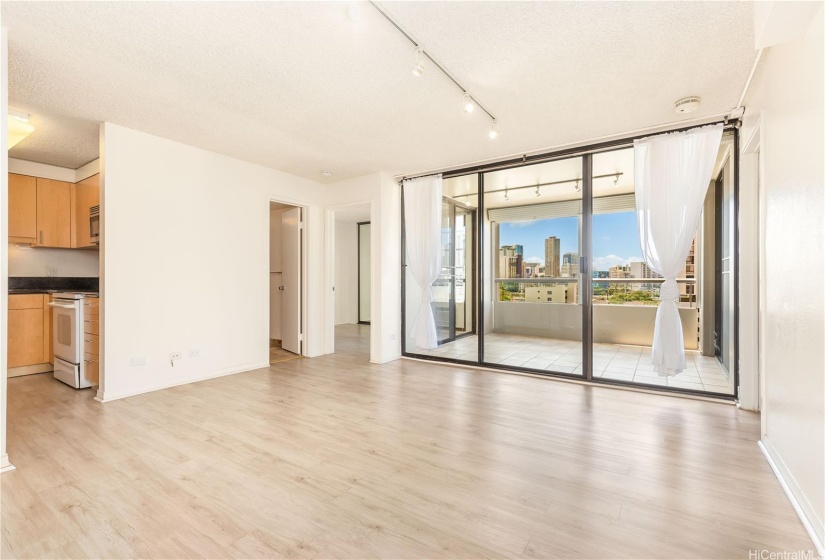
[
  {"left": 0, "top": 453, "right": 15, "bottom": 473},
  {"left": 93, "top": 361, "right": 270, "bottom": 403},
  {"left": 759, "top": 439, "right": 824, "bottom": 557}
]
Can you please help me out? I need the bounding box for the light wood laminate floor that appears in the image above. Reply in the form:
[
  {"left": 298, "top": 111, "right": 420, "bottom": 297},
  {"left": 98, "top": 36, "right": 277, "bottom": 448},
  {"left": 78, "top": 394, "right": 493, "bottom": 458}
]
[{"left": 1, "top": 324, "right": 813, "bottom": 559}]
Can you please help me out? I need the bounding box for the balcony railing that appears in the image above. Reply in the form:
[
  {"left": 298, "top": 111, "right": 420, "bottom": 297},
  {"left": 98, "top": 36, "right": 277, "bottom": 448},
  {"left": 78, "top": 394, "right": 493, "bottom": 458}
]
[{"left": 495, "top": 277, "right": 697, "bottom": 308}]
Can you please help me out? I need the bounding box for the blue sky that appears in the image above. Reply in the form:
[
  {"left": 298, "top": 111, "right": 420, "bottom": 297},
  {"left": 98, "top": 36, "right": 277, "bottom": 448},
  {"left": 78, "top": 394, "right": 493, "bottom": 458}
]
[{"left": 499, "top": 211, "right": 644, "bottom": 272}]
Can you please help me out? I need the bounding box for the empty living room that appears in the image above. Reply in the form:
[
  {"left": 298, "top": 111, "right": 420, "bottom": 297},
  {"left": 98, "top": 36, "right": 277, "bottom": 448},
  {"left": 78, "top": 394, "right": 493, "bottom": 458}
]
[{"left": 0, "top": 1, "right": 823, "bottom": 559}]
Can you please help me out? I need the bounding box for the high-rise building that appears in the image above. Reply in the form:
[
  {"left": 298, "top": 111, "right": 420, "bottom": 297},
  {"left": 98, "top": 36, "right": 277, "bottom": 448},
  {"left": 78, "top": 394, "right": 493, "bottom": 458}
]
[
  {"left": 628, "top": 261, "right": 659, "bottom": 279},
  {"left": 544, "top": 237, "right": 560, "bottom": 278},
  {"left": 560, "top": 252, "right": 579, "bottom": 278},
  {"left": 608, "top": 264, "right": 631, "bottom": 278},
  {"left": 525, "top": 283, "right": 578, "bottom": 304},
  {"left": 593, "top": 270, "right": 610, "bottom": 289},
  {"left": 499, "top": 256, "right": 523, "bottom": 279},
  {"left": 523, "top": 261, "right": 542, "bottom": 278}
]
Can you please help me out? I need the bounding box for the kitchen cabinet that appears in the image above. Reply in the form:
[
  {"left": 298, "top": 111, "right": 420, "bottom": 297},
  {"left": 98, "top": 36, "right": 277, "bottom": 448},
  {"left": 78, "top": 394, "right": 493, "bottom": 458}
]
[
  {"left": 8, "top": 173, "right": 37, "bottom": 243},
  {"left": 35, "top": 178, "right": 72, "bottom": 248},
  {"left": 8, "top": 172, "right": 100, "bottom": 249},
  {"left": 83, "top": 298, "right": 100, "bottom": 385},
  {"left": 8, "top": 294, "right": 51, "bottom": 369},
  {"left": 73, "top": 174, "right": 99, "bottom": 248}
]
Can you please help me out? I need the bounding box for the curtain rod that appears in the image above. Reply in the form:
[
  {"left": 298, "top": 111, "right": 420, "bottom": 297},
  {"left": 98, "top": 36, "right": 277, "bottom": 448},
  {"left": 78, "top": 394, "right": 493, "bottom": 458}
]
[{"left": 398, "top": 119, "right": 737, "bottom": 184}]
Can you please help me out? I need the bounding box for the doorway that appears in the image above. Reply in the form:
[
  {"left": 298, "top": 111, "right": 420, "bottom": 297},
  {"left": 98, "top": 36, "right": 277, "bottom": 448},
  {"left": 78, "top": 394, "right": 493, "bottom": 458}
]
[
  {"left": 269, "top": 201, "right": 303, "bottom": 364},
  {"left": 328, "top": 203, "right": 372, "bottom": 358}
]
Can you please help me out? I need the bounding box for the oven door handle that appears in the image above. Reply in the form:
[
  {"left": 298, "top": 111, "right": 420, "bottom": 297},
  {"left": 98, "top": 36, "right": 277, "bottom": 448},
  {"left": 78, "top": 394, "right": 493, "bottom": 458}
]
[{"left": 48, "top": 302, "right": 77, "bottom": 309}]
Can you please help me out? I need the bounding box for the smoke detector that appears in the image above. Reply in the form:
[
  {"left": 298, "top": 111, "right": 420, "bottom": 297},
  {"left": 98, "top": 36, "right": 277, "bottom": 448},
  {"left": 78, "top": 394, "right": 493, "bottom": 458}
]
[{"left": 675, "top": 96, "right": 701, "bottom": 114}]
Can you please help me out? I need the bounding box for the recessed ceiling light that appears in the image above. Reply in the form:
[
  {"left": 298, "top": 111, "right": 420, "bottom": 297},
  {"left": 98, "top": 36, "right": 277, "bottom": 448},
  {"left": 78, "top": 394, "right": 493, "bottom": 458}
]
[
  {"left": 675, "top": 96, "right": 701, "bottom": 114},
  {"left": 348, "top": 4, "right": 360, "bottom": 20},
  {"left": 321, "top": 171, "right": 333, "bottom": 177}
]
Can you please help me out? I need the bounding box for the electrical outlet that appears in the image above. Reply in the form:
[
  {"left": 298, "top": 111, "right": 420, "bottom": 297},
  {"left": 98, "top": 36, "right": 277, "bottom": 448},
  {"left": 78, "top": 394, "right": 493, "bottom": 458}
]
[
  {"left": 45, "top": 267, "right": 58, "bottom": 277},
  {"left": 169, "top": 352, "right": 182, "bottom": 361},
  {"left": 187, "top": 349, "right": 200, "bottom": 359},
  {"left": 130, "top": 357, "right": 146, "bottom": 367}
]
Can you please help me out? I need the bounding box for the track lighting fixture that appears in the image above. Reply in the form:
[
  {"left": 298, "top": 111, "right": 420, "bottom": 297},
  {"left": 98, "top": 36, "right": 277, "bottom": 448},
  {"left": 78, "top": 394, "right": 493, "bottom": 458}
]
[
  {"left": 368, "top": 1, "right": 499, "bottom": 140},
  {"left": 412, "top": 47, "right": 425, "bottom": 77},
  {"left": 504, "top": 186, "right": 509, "bottom": 201},
  {"left": 614, "top": 174, "right": 620, "bottom": 187},
  {"left": 535, "top": 184, "right": 541, "bottom": 197},
  {"left": 574, "top": 180, "right": 581, "bottom": 193},
  {"left": 463, "top": 92, "right": 474, "bottom": 113}
]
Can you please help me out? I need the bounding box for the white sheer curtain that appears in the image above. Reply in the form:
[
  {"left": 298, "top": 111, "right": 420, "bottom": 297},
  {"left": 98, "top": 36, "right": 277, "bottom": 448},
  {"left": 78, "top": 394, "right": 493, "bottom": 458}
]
[
  {"left": 634, "top": 124, "right": 723, "bottom": 376},
  {"left": 403, "top": 174, "right": 443, "bottom": 350}
]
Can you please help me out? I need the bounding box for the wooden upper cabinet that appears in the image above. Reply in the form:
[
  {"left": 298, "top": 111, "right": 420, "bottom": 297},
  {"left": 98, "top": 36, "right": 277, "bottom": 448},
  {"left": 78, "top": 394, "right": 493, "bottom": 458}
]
[
  {"left": 8, "top": 173, "right": 37, "bottom": 243},
  {"left": 73, "top": 174, "right": 100, "bottom": 248},
  {"left": 35, "top": 178, "right": 72, "bottom": 248}
]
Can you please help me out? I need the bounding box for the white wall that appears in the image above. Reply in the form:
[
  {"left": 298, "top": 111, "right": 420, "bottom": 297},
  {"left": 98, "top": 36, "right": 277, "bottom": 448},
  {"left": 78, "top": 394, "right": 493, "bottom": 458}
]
[
  {"left": 99, "top": 123, "right": 326, "bottom": 401},
  {"left": 1, "top": 27, "right": 12, "bottom": 472},
  {"left": 740, "top": 6, "right": 824, "bottom": 552},
  {"left": 324, "top": 173, "right": 401, "bottom": 363},
  {"left": 334, "top": 220, "right": 358, "bottom": 325},
  {"left": 7, "top": 245, "right": 98, "bottom": 277}
]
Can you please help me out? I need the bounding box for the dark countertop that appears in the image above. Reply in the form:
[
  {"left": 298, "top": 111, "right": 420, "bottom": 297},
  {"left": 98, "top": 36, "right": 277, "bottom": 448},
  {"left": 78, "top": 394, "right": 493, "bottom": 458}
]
[{"left": 8, "top": 276, "right": 99, "bottom": 293}]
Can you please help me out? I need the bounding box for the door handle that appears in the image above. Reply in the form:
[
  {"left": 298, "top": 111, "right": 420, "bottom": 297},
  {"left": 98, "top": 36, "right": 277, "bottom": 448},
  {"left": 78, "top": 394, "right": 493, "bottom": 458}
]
[{"left": 279, "top": 286, "right": 285, "bottom": 291}]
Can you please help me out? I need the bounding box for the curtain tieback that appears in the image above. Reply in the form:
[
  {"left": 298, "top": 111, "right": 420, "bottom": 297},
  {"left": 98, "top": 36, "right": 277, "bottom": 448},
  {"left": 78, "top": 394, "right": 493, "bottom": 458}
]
[
  {"left": 659, "top": 278, "right": 679, "bottom": 303},
  {"left": 423, "top": 286, "right": 434, "bottom": 304}
]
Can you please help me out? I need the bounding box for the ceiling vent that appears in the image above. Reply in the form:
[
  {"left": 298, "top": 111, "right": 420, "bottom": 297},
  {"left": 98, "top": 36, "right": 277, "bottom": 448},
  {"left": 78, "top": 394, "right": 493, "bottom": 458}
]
[{"left": 675, "top": 96, "right": 701, "bottom": 114}]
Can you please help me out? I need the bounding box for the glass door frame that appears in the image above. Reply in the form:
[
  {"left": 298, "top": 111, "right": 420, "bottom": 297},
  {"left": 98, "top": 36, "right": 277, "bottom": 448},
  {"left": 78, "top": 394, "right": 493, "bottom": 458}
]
[
  {"left": 437, "top": 197, "right": 477, "bottom": 345},
  {"left": 400, "top": 120, "right": 739, "bottom": 401}
]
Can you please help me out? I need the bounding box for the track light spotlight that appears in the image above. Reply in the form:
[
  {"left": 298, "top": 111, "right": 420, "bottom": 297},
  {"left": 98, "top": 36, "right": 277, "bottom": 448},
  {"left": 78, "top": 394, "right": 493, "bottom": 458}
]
[
  {"left": 614, "top": 174, "right": 620, "bottom": 187},
  {"left": 489, "top": 120, "right": 499, "bottom": 139},
  {"left": 504, "top": 187, "right": 509, "bottom": 201},
  {"left": 574, "top": 180, "right": 581, "bottom": 192},
  {"left": 463, "top": 92, "right": 474, "bottom": 113},
  {"left": 412, "top": 47, "right": 425, "bottom": 77},
  {"left": 535, "top": 185, "right": 541, "bottom": 197}
]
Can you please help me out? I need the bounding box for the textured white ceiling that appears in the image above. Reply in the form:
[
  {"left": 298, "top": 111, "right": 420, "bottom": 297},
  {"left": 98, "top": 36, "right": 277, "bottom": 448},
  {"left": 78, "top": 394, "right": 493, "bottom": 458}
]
[{"left": 2, "top": 1, "right": 755, "bottom": 179}]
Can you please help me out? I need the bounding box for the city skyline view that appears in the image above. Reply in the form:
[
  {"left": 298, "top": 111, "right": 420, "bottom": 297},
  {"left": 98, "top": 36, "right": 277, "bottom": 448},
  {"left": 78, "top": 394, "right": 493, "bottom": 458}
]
[{"left": 499, "top": 212, "right": 644, "bottom": 272}]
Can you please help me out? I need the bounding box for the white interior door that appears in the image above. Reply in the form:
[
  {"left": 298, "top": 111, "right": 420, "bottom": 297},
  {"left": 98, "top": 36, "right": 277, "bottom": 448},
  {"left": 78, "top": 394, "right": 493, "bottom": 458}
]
[{"left": 281, "top": 208, "right": 302, "bottom": 354}]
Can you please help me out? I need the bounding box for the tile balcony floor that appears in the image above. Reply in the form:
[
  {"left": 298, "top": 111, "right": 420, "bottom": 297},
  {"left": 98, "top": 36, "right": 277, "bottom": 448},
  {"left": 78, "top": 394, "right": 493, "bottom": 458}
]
[{"left": 415, "top": 332, "right": 734, "bottom": 395}]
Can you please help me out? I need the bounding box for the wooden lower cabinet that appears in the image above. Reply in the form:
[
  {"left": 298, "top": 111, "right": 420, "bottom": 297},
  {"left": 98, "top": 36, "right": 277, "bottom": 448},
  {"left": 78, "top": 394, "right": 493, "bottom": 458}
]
[
  {"left": 83, "top": 298, "right": 100, "bottom": 386},
  {"left": 7, "top": 294, "right": 50, "bottom": 369}
]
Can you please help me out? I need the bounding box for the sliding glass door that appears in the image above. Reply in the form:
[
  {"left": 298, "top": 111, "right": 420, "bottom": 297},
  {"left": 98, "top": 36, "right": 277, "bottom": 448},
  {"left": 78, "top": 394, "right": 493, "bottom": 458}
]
[
  {"left": 480, "top": 156, "right": 585, "bottom": 376},
  {"left": 401, "top": 127, "right": 737, "bottom": 398},
  {"left": 403, "top": 175, "right": 479, "bottom": 362}
]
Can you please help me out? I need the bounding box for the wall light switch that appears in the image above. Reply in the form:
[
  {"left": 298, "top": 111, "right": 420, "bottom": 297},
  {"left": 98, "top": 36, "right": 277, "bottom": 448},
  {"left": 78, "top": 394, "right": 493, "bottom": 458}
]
[{"left": 130, "top": 357, "right": 146, "bottom": 367}]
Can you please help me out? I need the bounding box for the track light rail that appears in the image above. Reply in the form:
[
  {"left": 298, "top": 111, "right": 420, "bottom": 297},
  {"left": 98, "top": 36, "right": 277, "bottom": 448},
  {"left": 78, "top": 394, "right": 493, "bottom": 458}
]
[
  {"left": 451, "top": 172, "right": 624, "bottom": 198},
  {"left": 368, "top": 1, "right": 498, "bottom": 123}
]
